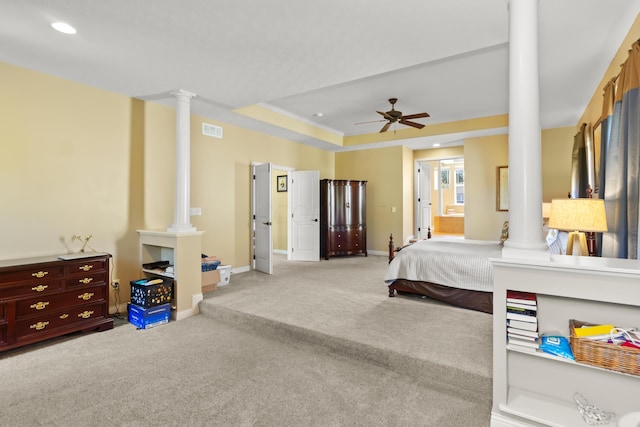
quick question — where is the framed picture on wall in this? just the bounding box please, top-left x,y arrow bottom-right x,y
277,175 -> 287,192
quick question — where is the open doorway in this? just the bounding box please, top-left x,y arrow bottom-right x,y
415,157 -> 465,238
251,163 -> 320,275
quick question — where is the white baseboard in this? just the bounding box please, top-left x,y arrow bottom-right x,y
491,412 -> 536,427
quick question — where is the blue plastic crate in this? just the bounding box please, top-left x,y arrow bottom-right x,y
128,303 -> 170,329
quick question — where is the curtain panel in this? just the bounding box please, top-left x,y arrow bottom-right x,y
601,40 -> 640,259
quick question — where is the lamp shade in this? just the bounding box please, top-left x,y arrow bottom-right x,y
548,198 -> 608,232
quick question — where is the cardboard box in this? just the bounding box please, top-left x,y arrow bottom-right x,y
202,269 -> 220,293
128,303 -> 170,329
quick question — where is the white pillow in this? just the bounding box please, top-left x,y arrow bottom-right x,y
546,229 -> 569,254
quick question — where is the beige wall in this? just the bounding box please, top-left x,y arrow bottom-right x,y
335,146 -> 406,252
0,62 -> 334,312
463,135 -> 509,240
541,127 -> 575,201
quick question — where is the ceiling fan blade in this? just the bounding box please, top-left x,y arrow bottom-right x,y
401,112 -> 430,120
380,122 -> 391,133
354,119 -> 386,125
399,119 -> 425,129
377,111 -> 393,121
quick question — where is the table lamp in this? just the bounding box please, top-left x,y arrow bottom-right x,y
548,198 -> 608,256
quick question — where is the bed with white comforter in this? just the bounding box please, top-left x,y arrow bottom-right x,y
384,237 -> 503,313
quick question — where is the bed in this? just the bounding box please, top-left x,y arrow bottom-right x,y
385,235 -> 501,314
385,228 -> 568,314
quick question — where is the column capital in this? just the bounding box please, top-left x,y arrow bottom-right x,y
171,89 -> 197,99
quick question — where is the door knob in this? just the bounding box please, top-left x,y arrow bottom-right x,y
312,219 -> 318,222
262,221 -> 272,226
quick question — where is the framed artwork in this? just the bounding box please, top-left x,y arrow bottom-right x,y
497,166 -> 509,211
277,175 -> 287,192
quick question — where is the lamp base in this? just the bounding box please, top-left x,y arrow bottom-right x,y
566,231 -> 588,256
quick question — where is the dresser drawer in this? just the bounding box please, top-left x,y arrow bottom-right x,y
64,258 -> 107,276
0,303 -> 5,321
16,286 -> 106,319
15,301 -> 107,339
64,270 -> 108,289
0,280 -> 64,300
0,324 -> 6,346
0,265 -> 64,284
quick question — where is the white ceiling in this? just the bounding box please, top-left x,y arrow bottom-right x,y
1,0 -> 638,151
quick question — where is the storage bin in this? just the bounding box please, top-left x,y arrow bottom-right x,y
217,265 -> 231,286
128,303 -> 170,329
130,277 -> 173,308
570,319 -> 640,376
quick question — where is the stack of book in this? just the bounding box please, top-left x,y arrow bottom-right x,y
506,290 -> 539,352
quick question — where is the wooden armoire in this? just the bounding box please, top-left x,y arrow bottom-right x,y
320,179 -> 367,259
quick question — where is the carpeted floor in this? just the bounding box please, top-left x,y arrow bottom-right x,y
0,254 -> 493,426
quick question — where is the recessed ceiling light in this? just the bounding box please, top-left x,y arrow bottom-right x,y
312,112 -> 323,118
51,22 -> 77,34
432,143 -> 441,147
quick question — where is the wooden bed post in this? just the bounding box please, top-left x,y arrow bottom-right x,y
388,234 -> 395,263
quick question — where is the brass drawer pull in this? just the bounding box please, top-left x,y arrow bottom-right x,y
79,264 -> 93,272
78,310 -> 94,319
32,271 -> 48,278
31,285 -> 49,292
78,292 -> 94,301
30,301 -> 50,310
78,278 -> 93,285
59,313 -> 69,319
30,321 -> 49,331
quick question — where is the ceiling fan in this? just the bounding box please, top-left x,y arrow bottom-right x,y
374,98 -> 430,133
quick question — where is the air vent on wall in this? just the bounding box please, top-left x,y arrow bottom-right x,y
202,122 -> 223,139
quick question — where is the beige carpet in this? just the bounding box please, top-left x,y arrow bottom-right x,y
0,254 -> 493,426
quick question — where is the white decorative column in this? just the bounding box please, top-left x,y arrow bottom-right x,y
168,89 -> 197,233
502,0 -> 549,259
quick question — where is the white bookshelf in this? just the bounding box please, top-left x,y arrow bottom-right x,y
138,230 -> 203,321
491,255 -> 640,426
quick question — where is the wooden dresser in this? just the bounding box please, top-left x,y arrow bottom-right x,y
0,253 -> 113,352
320,179 -> 367,259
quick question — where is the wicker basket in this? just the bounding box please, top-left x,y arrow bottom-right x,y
569,319 -> 640,376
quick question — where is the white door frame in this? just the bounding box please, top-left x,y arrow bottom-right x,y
414,156 -> 465,238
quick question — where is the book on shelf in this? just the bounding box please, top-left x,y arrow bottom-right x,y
506,311 -> 538,323
506,301 -> 538,311
507,306 -> 537,317
507,327 -> 539,339
508,336 -> 540,349
506,290 -> 537,306
508,332 -> 538,342
507,319 -> 538,332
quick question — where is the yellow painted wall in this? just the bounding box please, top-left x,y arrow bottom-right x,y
541,126 -> 575,200
464,135 -> 510,240
0,62 -> 144,310
335,146 -> 405,252
0,62 -> 334,314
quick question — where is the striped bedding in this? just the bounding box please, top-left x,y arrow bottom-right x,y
384,238 -> 502,293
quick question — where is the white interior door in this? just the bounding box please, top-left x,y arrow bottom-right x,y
417,161 -> 432,239
253,163 -> 272,274
289,170 -> 319,261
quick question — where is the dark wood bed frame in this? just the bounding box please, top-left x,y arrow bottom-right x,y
386,230 -> 493,314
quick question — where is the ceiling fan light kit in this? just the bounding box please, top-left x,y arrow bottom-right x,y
375,98 -> 430,133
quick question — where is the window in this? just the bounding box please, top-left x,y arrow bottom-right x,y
454,167 -> 464,204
